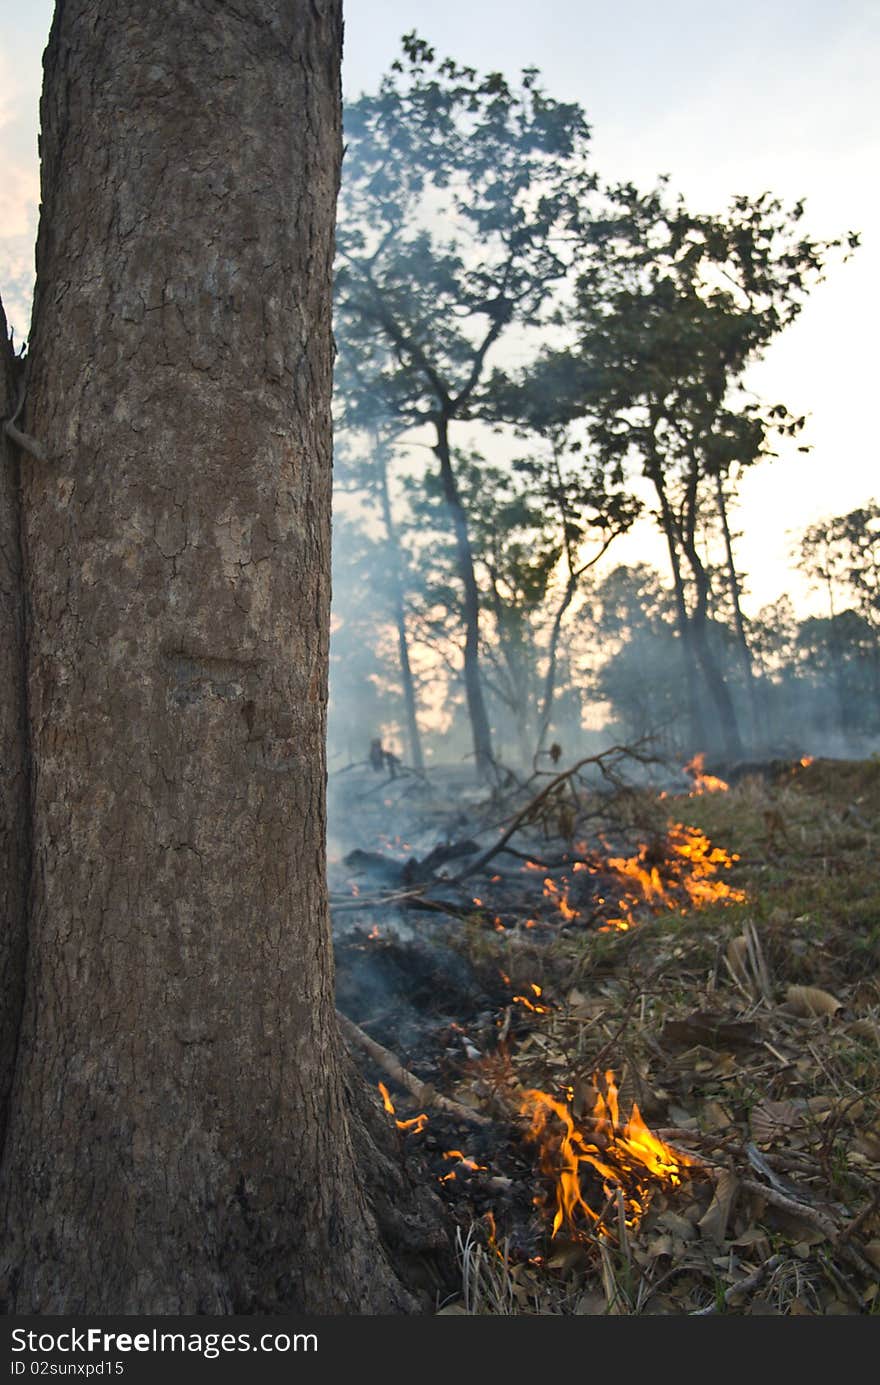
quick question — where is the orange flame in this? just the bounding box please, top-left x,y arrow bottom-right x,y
521,1073 -> 693,1239
442,1150 -> 487,1172
377,1082 -> 428,1135
543,876 -> 579,922
598,822 -> 744,931
395,1113 -> 429,1135
684,752 -> 729,795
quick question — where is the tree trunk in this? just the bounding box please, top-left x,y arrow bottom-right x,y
715,474 -> 761,751
375,441 -> 425,773
0,301 -> 30,1153
650,471 -> 709,750
0,0 -> 444,1314
434,417 -> 495,779
679,527 -> 745,761
536,573 -> 578,756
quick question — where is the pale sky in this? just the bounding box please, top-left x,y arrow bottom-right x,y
1,0 -> 877,613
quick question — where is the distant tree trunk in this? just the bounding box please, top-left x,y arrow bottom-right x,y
536,573 -> 577,756
649,466 -> 708,750
485,570 -> 533,768
435,416 -> 495,779
0,0 -> 444,1314
678,525 -> 745,761
715,474 -> 761,750
375,439 -> 425,773
822,577 -> 849,741
0,302 -> 30,1153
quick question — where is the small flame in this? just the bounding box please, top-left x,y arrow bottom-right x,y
395,1113 -> 428,1135
442,1149 -> 487,1172
521,1073 -> 693,1239
684,752 -> 729,795
543,876 -> 579,922
378,1082 -> 428,1135
799,755 -> 814,768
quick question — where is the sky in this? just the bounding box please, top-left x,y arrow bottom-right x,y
1,0 -> 877,613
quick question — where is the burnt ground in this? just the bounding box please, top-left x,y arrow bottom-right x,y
330,755 -> 880,1314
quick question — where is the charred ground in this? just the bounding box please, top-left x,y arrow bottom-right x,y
332,754 -> 880,1314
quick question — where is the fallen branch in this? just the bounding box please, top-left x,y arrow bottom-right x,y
741,1176 -> 876,1280
337,1010 -> 492,1128
449,741 -> 656,885
328,885 -> 426,912
690,1253 -> 785,1314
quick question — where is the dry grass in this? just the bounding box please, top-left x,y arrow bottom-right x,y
437,759 -> 880,1315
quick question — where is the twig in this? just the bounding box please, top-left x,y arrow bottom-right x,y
449,742 -> 655,885
336,1010 -> 491,1127
690,1253 -> 785,1314
328,886 -> 426,912
741,1176 -> 876,1279
837,1189 -> 880,1246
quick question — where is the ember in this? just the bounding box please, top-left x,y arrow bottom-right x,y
521,1072 -> 693,1239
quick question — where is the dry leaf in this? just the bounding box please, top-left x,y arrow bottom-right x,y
655,1210 -> 697,1242
750,1098 -> 804,1142
785,984 -> 842,1018
698,1170 -> 739,1246
700,1099 -> 734,1133
847,1018 -> 880,1042
576,1291 -> 609,1315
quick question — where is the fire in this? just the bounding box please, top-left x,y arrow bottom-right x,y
599,822 -> 744,931
512,981 -> 550,1014
799,755 -> 814,768
542,876 -> 579,921
377,1082 -> 428,1135
441,1149 -> 487,1175
521,1072 -> 693,1239
684,752 -> 729,795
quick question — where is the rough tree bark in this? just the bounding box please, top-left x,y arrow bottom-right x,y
0,0 -> 447,1314
0,303 -> 30,1155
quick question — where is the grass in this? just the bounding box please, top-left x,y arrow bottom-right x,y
436,758 -> 880,1314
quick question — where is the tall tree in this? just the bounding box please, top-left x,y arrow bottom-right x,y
335,34 -> 594,778
0,304 -> 29,1156
0,0 -> 440,1314
537,181 -> 855,757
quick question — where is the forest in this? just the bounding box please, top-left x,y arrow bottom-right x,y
322,36 -> 880,1317
0,0 -> 878,1329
